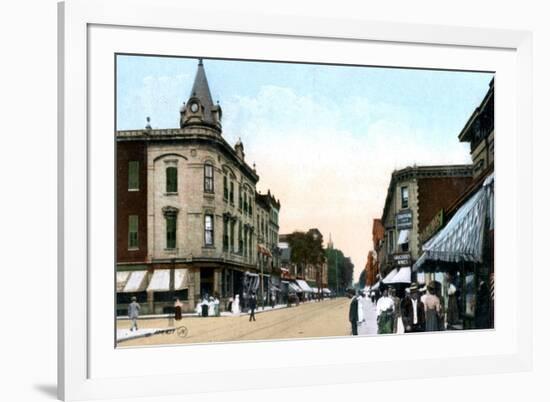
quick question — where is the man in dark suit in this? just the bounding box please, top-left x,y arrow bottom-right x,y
401,284 -> 426,333
249,292 -> 257,322
349,292 -> 359,335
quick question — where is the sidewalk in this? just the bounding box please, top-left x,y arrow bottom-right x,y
116,300 -> 328,320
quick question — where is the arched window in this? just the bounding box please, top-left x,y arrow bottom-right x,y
166,166 -> 178,193
204,163 -> 214,193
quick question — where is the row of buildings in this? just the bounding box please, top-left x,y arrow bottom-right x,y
364,78 -> 495,329
116,60 -> 329,315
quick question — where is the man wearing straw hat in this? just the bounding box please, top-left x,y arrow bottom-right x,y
401,283 -> 425,333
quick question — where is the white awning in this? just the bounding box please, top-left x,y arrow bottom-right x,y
322,288 -> 331,294
414,175 -> 493,271
382,269 -> 397,284
311,287 -> 319,293
370,281 -> 380,291
383,267 -> 412,284
296,279 -> 314,292
147,269 -> 189,292
121,270 -> 148,293
116,271 -> 131,292
289,282 -> 302,293
397,229 -> 410,245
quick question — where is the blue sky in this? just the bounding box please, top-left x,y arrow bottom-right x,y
117,55 -> 494,281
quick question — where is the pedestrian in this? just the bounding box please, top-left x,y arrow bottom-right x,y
376,288 -> 395,334
446,273 -> 459,329
208,296 -> 215,317
227,297 -> 233,313
389,287 -> 402,334
271,293 -> 276,309
357,291 -> 365,324
249,292 -> 257,321
475,280 -> 491,329
401,283 -> 426,333
231,294 -> 241,315
214,295 -> 220,317
174,297 -> 183,321
128,296 -> 140,331
424,281 -> 442,331
201,296 -> 209,317
348,292 -> 359,335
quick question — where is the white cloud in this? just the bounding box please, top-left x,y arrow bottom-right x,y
223,85 -> 472,281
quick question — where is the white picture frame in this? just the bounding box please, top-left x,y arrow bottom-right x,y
58,0 -> 533,400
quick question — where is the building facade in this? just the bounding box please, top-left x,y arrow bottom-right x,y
378,165 -> 474,279
116,60 -> 280,314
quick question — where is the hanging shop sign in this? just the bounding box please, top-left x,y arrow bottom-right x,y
396,209 -> 413,230
392,252 -> 412,266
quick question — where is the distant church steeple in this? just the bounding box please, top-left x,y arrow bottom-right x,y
327,233 -> 334,249
180,59 -> 222,132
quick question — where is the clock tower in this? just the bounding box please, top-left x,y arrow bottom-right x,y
180,59 -> 222,133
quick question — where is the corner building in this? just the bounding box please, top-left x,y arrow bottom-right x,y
116,60 -> 280,314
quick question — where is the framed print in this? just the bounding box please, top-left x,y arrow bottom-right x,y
58,0 -> 533,400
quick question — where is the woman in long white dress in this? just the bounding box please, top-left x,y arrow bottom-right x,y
231,294 -> 241,315
208,297 -> 215,316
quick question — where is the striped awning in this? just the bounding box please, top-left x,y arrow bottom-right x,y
288,282 -> 302,293
296,279 -> 314,292
414,174 -> 493,271
116,271 -> 131,292
120,270 -> 148,293
146,269 -> 189,292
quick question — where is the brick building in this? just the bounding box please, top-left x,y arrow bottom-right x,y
378,165 -> 474,279
116,59 -> 280,314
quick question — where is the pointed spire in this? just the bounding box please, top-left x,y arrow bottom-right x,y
188,58 -> 215,124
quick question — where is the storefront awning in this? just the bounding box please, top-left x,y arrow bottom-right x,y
296,279 -> 314,292
311,287 -> 319,293
289,282 -> 302,293
382,267 -> 411,284
146,269 -> 189,292
322,288 -> 331,294
397,229 -> 410,245
414,174 -> 493,271
370,281 -> 380,291
121,270 -> 148,293
116,271 -> 131,292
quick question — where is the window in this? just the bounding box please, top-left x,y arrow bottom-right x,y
239,187 -> 243,210
204,163 -> 214,193
238,221 -> 243,254
244,228 -> 248,258
401,186 -> 409,209
249,196 -> 253,215
204,215 -> 214,246
230,219 -> 235,252
223,217 -> 229,251
230,181 -> 234,205
166,167 -> 178,193
128,215 -> 139,249
243,192 -> 248,215
223,175 -> 228,201
389,231 -> 394,253
128,161 -> 139,190
166,215 -> 177,249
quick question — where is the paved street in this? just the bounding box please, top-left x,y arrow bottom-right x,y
119,297 -> 358,347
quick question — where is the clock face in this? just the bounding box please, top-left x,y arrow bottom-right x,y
190,102 -> 199,113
